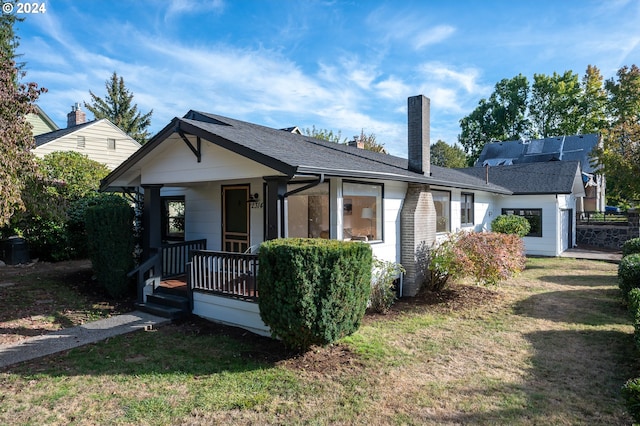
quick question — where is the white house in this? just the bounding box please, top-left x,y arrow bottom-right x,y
100,95 -> 584,335
33,104 -> 141,170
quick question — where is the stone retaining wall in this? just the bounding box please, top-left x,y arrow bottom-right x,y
577,213 -> 639,250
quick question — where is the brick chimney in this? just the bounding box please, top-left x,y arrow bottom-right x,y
67,103 -> 86,127
407,95 -> 430,176
347,137 -> 364,149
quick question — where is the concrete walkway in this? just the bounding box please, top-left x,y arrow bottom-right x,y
559,247 -> 622,263
0,311 -> 169,369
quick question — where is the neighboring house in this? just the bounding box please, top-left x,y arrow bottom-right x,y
475,134 -> 605,212
33,104 -> 141,170
100,95 -> 586,335
27,105 -> 59,136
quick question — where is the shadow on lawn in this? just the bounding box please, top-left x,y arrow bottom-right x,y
513,288 -> 629,325
537,273 -> 619,287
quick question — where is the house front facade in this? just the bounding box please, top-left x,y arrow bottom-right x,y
101,95 -> 584,335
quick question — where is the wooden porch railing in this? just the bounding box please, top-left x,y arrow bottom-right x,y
161,239 -> 207,278
188,250 -> 259,301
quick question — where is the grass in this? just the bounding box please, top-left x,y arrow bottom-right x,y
0,257 -> 638,424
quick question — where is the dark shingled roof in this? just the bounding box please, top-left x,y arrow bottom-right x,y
102,110 -> 514,194
475,133 -> 600,174
457,161 -> 581,194
34,120 -> 98,147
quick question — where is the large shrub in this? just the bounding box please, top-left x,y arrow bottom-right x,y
491,214 -> 531,237
85,195 -> 134,298
619,253 -> 640,300
628,288 -> 640,350
258,238 -> 372,350
623,238 -> 640,257
426,232 -> 526,289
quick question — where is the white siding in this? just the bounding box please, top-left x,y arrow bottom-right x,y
33,119 -> 140,170
192,293 -> 270,336
140,135 -> 279,185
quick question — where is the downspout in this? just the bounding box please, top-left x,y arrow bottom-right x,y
279,173 -> 326,238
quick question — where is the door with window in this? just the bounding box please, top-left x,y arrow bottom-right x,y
222,185 -> 250,253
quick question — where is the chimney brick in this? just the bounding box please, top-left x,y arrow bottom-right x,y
407,95 -> 430,176
67,103 -> 86,128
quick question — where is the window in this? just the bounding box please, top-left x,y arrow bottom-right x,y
502,208 -> 542,237
343,182 -> 383,241
107,138 -> 116,150
77,135 -> 85,148
287,182 -> 329,239
162,197 -> 185,241
432,190 -> 450,233
461,193 -> 474,226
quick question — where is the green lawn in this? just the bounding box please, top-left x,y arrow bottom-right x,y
0,257 -> 637,425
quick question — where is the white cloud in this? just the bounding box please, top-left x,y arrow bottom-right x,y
165,0 -> 224,17
414,25 -> 456,50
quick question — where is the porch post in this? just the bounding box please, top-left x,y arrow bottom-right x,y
264,176 -> 289,240
142,184 -> 163,259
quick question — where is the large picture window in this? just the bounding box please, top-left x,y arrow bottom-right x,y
502,208 -> 542,237
343,182 -> 383,241
432,190 -> 450,233
461,193 -> 474,226
287,182 -> 330,239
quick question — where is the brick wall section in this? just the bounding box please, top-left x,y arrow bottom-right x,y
401,183 -> 436,296
407,95 -> 430,176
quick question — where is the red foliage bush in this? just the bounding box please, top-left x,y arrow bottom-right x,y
450,232 -> 526,285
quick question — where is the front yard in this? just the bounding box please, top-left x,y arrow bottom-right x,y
0,257 -> 637,424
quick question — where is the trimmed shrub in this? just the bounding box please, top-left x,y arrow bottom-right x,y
623,238 -> 640,257
67,193 -> 115,260
85,195 -> 135,298
258,238 -> 372,350
629,288 -> 640,350
491,214 -> 531,238
622,377 -> 640,424
619,253 -> 640,300
369,258 -> 404,314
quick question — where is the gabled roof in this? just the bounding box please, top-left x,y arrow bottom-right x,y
34,119 -> 100,147
101,111 -> 512,194
457,161 -> 584,195
475,133 -> 600,174
27,105 -> 59,135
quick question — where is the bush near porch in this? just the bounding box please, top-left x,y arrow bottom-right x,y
258,238 -> 372,350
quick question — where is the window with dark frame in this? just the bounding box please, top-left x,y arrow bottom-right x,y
501,208 -> 542,237
107,138 -> 116,150
77,135 -> 85,148
461,193 -> 474,226
162,196 -> 185,241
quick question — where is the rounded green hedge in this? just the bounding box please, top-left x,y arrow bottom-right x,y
623,238 -> 640,257
619,253 -> 640,300
491,214 -> 531,237
258,238 -> 372,350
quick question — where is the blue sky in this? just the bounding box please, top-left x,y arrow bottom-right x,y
14,0 -> 640,157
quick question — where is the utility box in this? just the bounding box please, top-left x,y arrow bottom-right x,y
0,238 -> 30,265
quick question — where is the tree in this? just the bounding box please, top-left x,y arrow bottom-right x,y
351,129 -> 387,153
593,65 -> 640,205
529,71 -> 581,137
430,140 -> 467,168
38,151 -> 110,200
458,74 -> 530,163
303,125 -> 345,144
578,65 -> 608,134
0,7 -> 46,229
85,72 -> 153,144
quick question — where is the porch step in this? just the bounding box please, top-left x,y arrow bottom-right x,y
135,302 -> 186,320
136,292 -> 190,320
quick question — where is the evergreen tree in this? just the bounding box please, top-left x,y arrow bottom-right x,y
578,65 -> 608,134
85,72 -> 153,144
430,140 -> 468,168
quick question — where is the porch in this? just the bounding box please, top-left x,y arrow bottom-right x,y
131,240 -> 262,322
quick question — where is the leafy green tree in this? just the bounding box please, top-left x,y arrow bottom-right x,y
594,65 -> 640,204
303,125 -> 345,144
430,140 -> 467,168
0,7 -> 46,229
529,71 -> 581,137
578,65 -> 608,133
85,72 -> 153,144
38,151 -> 110,200
459,74 -> 530,163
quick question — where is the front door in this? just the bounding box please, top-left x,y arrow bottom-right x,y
222,185 -> 250,253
